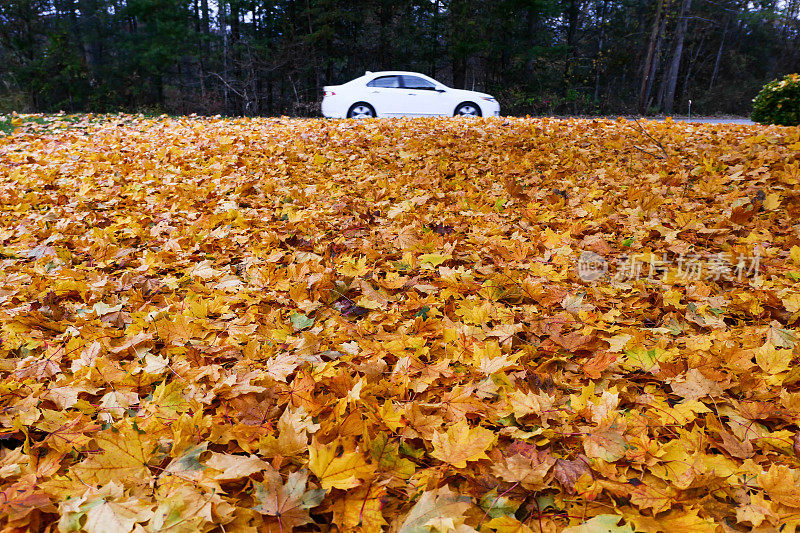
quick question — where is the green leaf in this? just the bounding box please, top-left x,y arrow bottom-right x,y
479,489 -> 520,519
290,312 -> 314,330
370,433 -> 416,479
301,488 -> 326,509
419,254 -> 450,267
399,441 -> 425,459
497,414 -> 516,427
666,317 -> 683,335
393,260 -> 412,271
563,514 -> 634,533
165,443 -> 207,477
536,493 -> 557,511
623,347 -> 659,373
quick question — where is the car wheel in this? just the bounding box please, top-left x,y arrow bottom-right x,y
454,102 -> 481,117
347,103 -> 376,119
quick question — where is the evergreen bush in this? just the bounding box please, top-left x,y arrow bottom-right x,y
751,74 -> 800,126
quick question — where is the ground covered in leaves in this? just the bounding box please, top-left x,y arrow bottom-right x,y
1,114 -> 800,532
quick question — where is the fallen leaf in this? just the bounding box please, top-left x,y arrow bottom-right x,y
253,467 -> 325,530
430,419 -> 496,468
308,439 -> 374,490
398,485 -> 472,533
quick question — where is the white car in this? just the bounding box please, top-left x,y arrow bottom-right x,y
321,71 -> 500,118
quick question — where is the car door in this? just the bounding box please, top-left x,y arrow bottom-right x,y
400,75 -> 447,116
364,75 -> 404,116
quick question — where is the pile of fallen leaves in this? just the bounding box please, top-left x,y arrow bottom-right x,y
1,114 -> 799,532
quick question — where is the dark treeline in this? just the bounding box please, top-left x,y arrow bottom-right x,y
1,0 -> 798,116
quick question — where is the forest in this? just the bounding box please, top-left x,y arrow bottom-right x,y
1,0 -> 799,117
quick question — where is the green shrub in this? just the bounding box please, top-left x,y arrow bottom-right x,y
751,73 -> 800,126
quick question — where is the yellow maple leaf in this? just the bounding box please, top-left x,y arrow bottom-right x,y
754,343 -> 792,374
328,484 -> 387,532
629,482 -> 674,514
84,497 -> 153,533
791,245 -> 800,265
736,493 -> 771,526
72,423 -> 152,486
510,389 -> 555,419
606,333 -> 633,352
377,399 -> 403,432
205,452 -> 270,481
782,293 -> 800,313
622,507 -> 715,533
397,485 -> 472,532
419,253 -> 451,267
339,255 -> 369,277
485,516 -> 536,533
259,405 -> 318,458
308,439 -> 374,490
760,192 -> 781,211
430,419 -> 496,468
759,464 -> 800,508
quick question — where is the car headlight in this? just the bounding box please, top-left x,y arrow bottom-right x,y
481,96 -> 497,103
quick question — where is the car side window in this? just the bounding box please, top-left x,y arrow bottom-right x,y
366,76 -> 401,88
402,76 -> 437,90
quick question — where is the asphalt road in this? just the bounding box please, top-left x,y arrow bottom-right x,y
660,117 -> 754,125
560,115 -> 757,125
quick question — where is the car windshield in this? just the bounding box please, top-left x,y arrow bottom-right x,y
402,75 -> 437,90
366,76 -> 401,88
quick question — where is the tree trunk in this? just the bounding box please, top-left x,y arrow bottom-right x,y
231,0 -> 241,114
563,0 -> 580,95
430,0 -> 439,77
661,0 -> 692,113
449,0 -> 468,89
708,17 -> 727,90
378,0 -> 389,69
594,0 -> 607,103
77,0 -> 102,80
305,0 -> 320,99
219,0 -> 229,113
682,36 -> 703,101
200,0 -> 210,101
566,0 -> 579,49
193,0 -> 206,100
452,56 -> 467,90
62,0 -> 86,68
644,0 -> 669,110
201,0 -> 210,34
638,0 -> 665,112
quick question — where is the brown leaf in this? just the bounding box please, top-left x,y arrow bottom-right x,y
491,448 -> 555,489
717,430 -> 754,459
794,430 -> 800,458
553,455 -> 591,493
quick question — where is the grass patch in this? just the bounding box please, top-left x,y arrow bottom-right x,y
0,117 -> 14,135
0,113 -> 110,135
